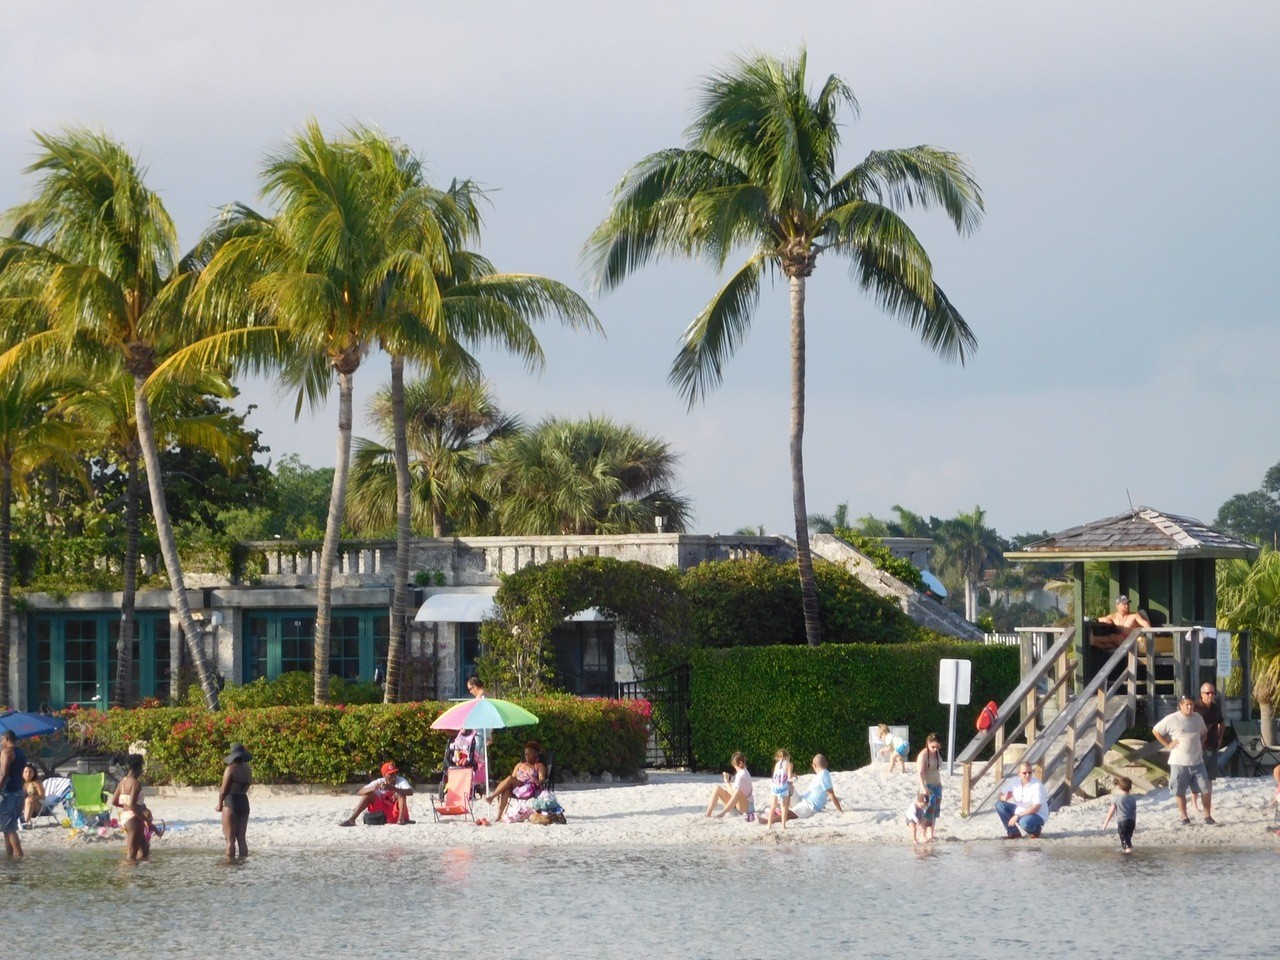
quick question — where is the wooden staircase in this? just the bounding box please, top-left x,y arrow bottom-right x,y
959,628 -> 1141,816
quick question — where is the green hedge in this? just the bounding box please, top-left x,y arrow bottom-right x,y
689,641 -> 1019,773
68,696 -> 649,785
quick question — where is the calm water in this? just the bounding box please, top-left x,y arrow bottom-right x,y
3,843 -> 1270,959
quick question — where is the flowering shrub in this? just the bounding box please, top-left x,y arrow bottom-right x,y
71,696 -> 650,785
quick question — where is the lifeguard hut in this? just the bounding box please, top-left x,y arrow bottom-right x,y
958,507 -> 1259,816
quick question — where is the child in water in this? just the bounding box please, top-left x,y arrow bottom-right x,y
766,749 -> 794,829
904,792 -> 929,843
1101,776 -> 1137,854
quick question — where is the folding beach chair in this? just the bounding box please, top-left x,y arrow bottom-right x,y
431,767 -> 474,822
68,772 -> 111,827
32,775 -> 72,827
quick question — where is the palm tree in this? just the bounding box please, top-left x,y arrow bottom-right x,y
485,415 -> 693,535
586,49 -> 982,645
808,502 -> 849,534
937,505 -> 1004,622
0,366 -> 80,706
0,130 -> 266,709
200,123 -> 598,703
58,368 -> 248,707
348,375 -> 520,537
1219,551 -> 1280,745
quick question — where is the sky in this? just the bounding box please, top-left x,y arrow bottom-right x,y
3,1 -> 1278,539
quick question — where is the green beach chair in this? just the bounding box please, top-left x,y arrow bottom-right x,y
69,772 -> 111,826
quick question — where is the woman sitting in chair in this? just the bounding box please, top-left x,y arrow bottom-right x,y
486,741 -> 547,821
20,764 -> 43,826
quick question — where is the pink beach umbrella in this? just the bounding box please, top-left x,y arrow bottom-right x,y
431,698 -> 538,793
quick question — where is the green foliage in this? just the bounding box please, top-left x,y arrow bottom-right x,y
413,569 -> 446,587
678,555 -> 918,655
689,641 -> 1019,772
832,530 -> 926,591
72,696 -> 648,784
480,557 -> 689,695
183,671 -> 383,709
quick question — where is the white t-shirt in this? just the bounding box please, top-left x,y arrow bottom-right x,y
365,775 -> 412,796
731,768 -> 753,799
1002,776 -> 1050,824
1153,710 -> 1207,767
904,801 -> 923,823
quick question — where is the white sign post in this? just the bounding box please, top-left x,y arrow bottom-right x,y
938,658 -> 972,776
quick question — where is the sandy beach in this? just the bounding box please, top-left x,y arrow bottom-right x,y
18,763 -> 1279,853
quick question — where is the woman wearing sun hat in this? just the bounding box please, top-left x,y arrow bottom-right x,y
217,743 -> 253,860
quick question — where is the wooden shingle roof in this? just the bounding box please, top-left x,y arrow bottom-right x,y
1005,507 -> 1260,562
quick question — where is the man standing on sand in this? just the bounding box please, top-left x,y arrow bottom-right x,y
1193,682 -> 1225,780
1153,695 -> 1214,826
0,731 -> 27,858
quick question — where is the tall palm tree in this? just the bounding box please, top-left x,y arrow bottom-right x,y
586,49 -> 982,645
348,375 -> 520,537
1219,551 -> 1280,745
0,366 -> 80,706
808,501 -> 849,534
58,368 -> 248,707
485,415 -> 693,535
200,123 -> 598,703
937,505 -> 1003,622
0,130 -> 267,709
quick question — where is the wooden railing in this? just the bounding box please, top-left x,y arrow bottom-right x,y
1021,635 -> 1140,809
958,627 -> 1076,817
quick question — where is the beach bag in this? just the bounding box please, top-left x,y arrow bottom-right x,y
976,700 -> 999,732
513,780 -> 538,800
363,811 -> 387,826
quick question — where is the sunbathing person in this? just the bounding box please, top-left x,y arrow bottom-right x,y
339,761 -> 414,826
486,741 -> 546,821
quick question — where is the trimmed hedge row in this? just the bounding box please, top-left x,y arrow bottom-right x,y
689,641 -> 1019,773
68,696 -> 649,786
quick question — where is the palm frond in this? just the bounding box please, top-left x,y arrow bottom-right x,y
669,254 -> 767,406
832,147 -> 984,235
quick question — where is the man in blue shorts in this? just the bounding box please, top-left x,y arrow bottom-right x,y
0,731 -> 27,858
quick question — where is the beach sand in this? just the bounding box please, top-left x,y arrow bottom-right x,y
18,764 -> 1279,852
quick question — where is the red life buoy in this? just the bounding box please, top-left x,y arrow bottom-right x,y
976,700 -> 999,731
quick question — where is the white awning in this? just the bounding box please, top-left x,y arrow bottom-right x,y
414,593 -> 497,623
414,595 -> 609,623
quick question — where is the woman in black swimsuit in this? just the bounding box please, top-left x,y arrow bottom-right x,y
217,743 -> 252,861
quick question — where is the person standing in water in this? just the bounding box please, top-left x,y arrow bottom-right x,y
217,743 -> 252,860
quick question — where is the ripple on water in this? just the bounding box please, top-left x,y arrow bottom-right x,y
5,844 -> 1273,959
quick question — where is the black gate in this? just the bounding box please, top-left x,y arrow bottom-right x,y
615,664 -> 694,770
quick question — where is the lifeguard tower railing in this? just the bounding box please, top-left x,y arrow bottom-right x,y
958,624 -> 1220,816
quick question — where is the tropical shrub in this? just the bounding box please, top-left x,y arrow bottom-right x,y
678,555 -> 918,654
183,671 -> 384,708
689,641 -> 1019,772
71,696 -> 648,784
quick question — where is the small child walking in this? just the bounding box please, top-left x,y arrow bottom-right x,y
1101,776 -> 1137,854
877,723 -> 907,774
766,749 -> 794,830
904,792 -> 929,843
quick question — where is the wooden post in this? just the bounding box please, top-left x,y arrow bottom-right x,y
1127,648 -> 1138,726
961,762 -> 971,817
1063,724 -> 1077,796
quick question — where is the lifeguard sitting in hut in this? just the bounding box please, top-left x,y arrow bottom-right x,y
1090,595 -> 1150,650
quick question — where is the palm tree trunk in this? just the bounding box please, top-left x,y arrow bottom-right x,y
112,451 -> 140,708
133,377 -> 219,710
384,355 -> 411,704
966,578 -> 978,623
0,460 -> 12,707
789,275 -> 822,646
314,369 -> 355,705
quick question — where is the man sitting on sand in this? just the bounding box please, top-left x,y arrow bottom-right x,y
339,761 -> 414,826
995,762 -> 1049,839
758,754 -> 842,824
1091,595 -> 1150,649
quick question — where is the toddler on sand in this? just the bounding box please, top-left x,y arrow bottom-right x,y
766,749 -> 794,829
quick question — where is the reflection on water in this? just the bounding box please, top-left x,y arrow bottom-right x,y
6,844 -> 1273,959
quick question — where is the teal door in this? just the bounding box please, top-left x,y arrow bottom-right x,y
28,612 -> 171,709
242,608 -> 389,683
